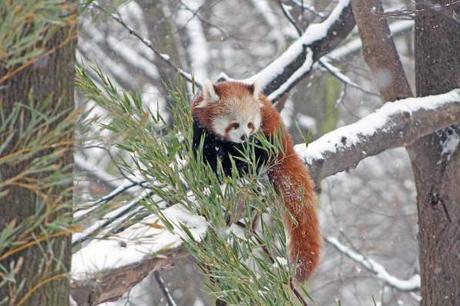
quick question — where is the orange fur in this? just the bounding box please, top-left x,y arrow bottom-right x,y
192,82 -> 258,129
192,82 -> 321,281
259,97 -> 321,281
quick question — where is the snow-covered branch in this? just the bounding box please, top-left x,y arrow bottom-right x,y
70,246 -> 188,305
296,89 -> 460,182
277,0 -> 376,97
71,203 -> 207,304
219,0 -> 355,101
325,237 -> 420,291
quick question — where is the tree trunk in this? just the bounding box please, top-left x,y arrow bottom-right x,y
352,0 -> 459,303
411,1 -> 460,304
0,7 -> 77,305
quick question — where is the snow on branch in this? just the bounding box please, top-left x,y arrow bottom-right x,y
296,89 -> 460,182
219,0 -> 355,101
71,204 -> 207,304
71,246 -> 188,305
325,237 -> 420,291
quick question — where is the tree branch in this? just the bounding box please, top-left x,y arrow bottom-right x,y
72,190 -> 153,248
154,270 -> 178,306
218,0 -> 355,101
297,89 -> 460,183
278,0 -> 377,97
325,237 -> 420,291
70,246 -> 187,305
351,0 -> 413,100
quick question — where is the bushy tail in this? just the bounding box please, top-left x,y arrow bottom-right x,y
284,192 -> 321,282
270,155 -> 321,282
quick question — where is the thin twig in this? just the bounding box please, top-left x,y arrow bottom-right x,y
154,271 -> 177,306
291,0 -> 326,18
278,0 -> 377,97
325,237 -> 420,291
73,180 -> 145,222
72,190 -> 153,247
318,59 -> 380,97
91,3 -> 197,86
278,0 -> 303,36
178,0 -> 228,38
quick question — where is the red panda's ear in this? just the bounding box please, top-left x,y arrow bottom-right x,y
196,79 -> 219,108
251,79 -> 263,99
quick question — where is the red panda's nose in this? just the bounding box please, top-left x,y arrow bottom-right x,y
240,135 -> 247,141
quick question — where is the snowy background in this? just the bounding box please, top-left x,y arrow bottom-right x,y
74,0 -> 423,305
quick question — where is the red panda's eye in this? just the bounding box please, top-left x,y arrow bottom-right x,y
248,122 -> 254,130
231,122 -> 240,129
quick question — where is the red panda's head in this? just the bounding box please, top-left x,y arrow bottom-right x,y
192,80 -> 263,143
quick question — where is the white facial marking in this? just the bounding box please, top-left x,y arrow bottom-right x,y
212,116 -> 231,139
212,111 -> 261,143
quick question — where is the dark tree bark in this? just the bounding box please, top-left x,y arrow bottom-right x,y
412,0 -> 460,304
351,0 -> 413,101
352,0 -> 460,303
0,4 -> 77,305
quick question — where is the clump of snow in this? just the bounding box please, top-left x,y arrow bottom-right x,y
72,204 -> 208,280
160,53 -> 170,60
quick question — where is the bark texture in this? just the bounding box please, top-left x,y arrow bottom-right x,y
412,0 -> 460,304
351,0 -> 413,101
352,0 -> 460,303
0,8 -> 77,306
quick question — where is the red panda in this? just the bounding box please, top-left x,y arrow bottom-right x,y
191,80 -> 321,282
